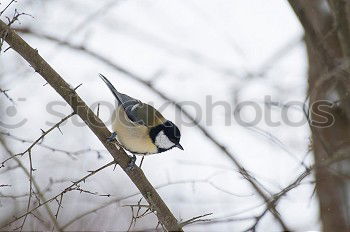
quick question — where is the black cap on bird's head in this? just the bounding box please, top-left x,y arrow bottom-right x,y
164,121 -> 183,149
150,120 -> 183,151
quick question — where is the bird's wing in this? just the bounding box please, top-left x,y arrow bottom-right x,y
129,103 -> 166,127
100,74 -> 165,126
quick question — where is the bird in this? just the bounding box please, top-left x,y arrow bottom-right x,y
100,74 -> 183,169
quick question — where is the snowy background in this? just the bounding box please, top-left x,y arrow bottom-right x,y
0,0 -> 317,231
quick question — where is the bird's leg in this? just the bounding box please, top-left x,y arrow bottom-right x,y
107,132 -> 117,142
126,154 -> 137,171
139,157 -> 145,168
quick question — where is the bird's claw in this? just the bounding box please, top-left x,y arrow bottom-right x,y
107,132 -> 117,142
126,154 -> 137,171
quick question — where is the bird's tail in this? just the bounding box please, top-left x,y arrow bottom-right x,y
99,73 -> 123,105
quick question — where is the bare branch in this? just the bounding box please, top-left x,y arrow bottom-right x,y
0,19 -> 183,231
0,0 -> 18,16
20,150 -> 34,231
0,138 -> 61,231
178,213 -> 213,227
0,87 -> 14,103
0,160 -> 116,230
15,29 -> 290,230
0,112 -> 75,167
1,131 -> 105,160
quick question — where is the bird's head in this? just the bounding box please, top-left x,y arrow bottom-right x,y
150,121 -> 183,152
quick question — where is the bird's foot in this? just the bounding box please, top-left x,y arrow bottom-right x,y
126,154 -> 137,171
107,132 -> 117,142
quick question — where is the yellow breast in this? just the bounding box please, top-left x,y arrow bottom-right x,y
112,106 -> 158,155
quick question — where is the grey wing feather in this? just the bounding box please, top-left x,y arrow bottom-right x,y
99,74 -> 144,124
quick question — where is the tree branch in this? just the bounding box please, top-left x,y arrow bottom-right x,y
14,28 -> 289,230
0,138 -> 61,231
0,19 -> 182,231
0,112 -> 75,167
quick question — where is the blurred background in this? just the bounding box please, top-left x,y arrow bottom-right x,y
2,0 -> 344,231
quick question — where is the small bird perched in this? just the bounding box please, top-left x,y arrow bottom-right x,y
100,74 -> 183,169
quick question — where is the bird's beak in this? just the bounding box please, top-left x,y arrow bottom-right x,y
176,143 -> 184,150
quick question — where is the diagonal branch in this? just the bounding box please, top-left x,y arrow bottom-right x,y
14,28 -> 290,230
0,112 -> 75,167
0,20 -> 182,231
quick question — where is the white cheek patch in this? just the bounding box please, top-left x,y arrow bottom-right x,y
155,131 -> 175,149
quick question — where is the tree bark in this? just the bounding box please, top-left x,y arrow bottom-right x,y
289,1 -> 350,231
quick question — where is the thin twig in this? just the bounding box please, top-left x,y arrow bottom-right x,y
0,87 -> 14,103
0,160 -> 116,230
20,150 -> 34,231
0,112 -> 75,167
0,138 -> 62,231
179,213 -> 213,227
0,0 -> 17,16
